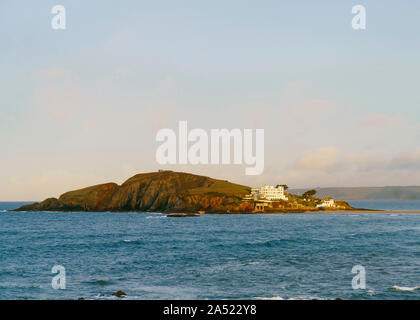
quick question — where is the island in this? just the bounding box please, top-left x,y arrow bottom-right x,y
12,170 -> 362,214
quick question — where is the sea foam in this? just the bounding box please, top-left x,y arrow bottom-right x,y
392,285 -> 420,291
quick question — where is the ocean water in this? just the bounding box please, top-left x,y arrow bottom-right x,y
0,201 -> 419,300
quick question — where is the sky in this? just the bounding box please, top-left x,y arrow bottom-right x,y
1,0 -> 420,200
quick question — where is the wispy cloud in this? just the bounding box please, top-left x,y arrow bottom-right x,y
287,146 -> 420,187
360,112 -> 406,128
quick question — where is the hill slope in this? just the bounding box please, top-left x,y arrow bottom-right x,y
289,186 -> 420,200
14,171 -> 251,213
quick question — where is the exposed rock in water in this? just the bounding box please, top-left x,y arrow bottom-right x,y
13,171 -> 251,213
112,290 -> 127,298
167,213 -> 199,217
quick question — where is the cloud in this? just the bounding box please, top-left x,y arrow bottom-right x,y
294,146 -> 341,170
360,112 -> 406,128
286,146 -> 420,187
31,67 -> 87,123
286,99 -> 337,119
281,81 -> 338,121
389,150 -> 420,170
294,146 -> 389,172
142,104 -> 174,131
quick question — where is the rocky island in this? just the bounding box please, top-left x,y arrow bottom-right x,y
12,170 -> 354,213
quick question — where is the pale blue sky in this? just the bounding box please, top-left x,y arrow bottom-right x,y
1,1 -> 420,200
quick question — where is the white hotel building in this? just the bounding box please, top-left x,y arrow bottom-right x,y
246,185 -> 288,201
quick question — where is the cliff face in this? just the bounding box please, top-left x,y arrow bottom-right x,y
14,171 -> 251,213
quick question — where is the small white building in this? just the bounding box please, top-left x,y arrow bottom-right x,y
316,198 -> 336,208
246,185 -> 288,201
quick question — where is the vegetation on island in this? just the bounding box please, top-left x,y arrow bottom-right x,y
247,191 -> 352,213
302,189 -> 317,199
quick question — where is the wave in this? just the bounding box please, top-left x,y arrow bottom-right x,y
392,285 -> 420,291
245,238 -> 325,248
86,279 -> 112,286
211,238 -> 322,250
255,296 -> 283,300
122,239 -> 143,245
244,239 -> 294,248
94,294 -> 124,300
255,296 -> 324,300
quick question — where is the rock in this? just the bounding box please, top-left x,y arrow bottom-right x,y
167,213 -> 199,217
13,171 -> 250,213
112,290 -> 127,298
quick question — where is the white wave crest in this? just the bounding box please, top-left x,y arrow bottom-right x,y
392,285 -> 420,291
255,296 -> 283,300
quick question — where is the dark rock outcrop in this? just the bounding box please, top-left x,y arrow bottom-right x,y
112,290 -> 127,298
13,171 -> 251,213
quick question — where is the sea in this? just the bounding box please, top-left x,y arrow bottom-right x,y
0,200 -> 419,300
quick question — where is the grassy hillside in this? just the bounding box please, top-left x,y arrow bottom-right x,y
188,179 -> 250,196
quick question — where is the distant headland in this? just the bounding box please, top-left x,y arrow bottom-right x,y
290,186 -> 420,201
12,170 -> 360,214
